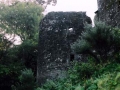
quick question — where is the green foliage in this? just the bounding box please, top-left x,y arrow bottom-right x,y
84,79 -> 98,90
94,63 -> 120,77
0,60 -> 24,90
35,87 -> 45,90
13,69 -> 36,90
0,34 -> 24,90
95,72 -> 120,90
37,60 -> 120,90
72,22 -> 120,63
37,60 -> 98,90
68,61 -> 98,84
0,1 -> 42,89
39,79 -> 75,90
17,39 -> 38,74
42,80 -> 58,90
0,1 -> 120,89
0,1 -> 43,40
0,35 -> 38,90
0,36 -> 13,64
75,85 -> 84,90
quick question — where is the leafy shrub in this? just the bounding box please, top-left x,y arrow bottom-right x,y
0,1 -> 42,89
94,63 -> 120,77
75,85 -> 84,90
39,79 -> 76,90
95,72 -> 120,90
13,69 -> 36,90
0,33 -> 38,90
84,79 -> 98,90
37,62 -> 120,90
68,61 -> 98,84
0,48 -> 24,90
35,87 -> 45,90
38,61 -> 98,90
72,22 -> 120,63
82,63 -> 120,90
17,39 -> 38,75
42,80 -> 57,90
0,1 -> 43,41
0,64 -> 23,90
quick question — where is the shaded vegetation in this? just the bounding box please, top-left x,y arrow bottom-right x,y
72,22 -> 120,63
0,1 -> 120,90
38,22 -> 120,90
0,1 -> 43,90
0,1 -> 43,41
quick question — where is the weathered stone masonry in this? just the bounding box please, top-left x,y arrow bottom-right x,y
97,0 -> 120,27
37,12 -> 92,84
37,0 -> 120,85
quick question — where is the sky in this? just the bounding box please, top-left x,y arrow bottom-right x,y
45,0 -> 98,23
0,0 -> 98,22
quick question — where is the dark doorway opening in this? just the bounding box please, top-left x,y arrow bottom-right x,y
70,54 -> 74,62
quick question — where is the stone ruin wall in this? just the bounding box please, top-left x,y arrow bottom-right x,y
97,0 -> 120,27
37,12 -> 92,85
37,0 -> 120,85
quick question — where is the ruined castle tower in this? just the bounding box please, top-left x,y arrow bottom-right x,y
37,12 -> 92,84
97,0 -> 120,27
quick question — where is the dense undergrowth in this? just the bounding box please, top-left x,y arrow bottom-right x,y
34,22 -> 120,90
0,1 -> 120,89
36,22 -> 120,90
35,61 -> 120,90
1,21 -> 120,90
